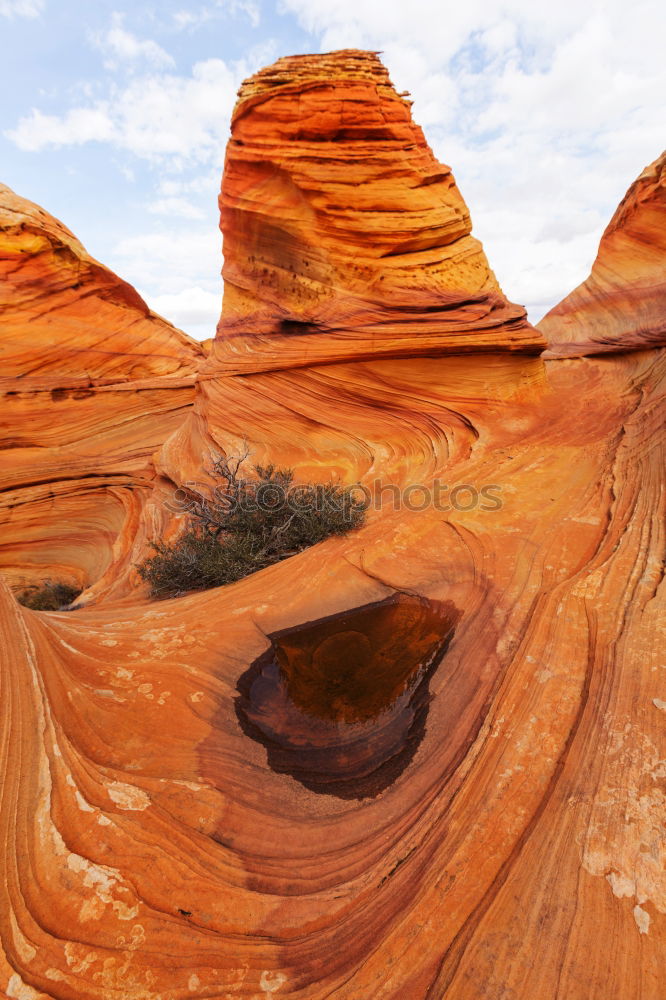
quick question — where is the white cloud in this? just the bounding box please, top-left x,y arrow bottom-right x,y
92,13 -> 175,70
9,106 -> 115,149
6,37 -> 278,167
148,196 -> 206,219
114,60 -> 237,162
108,228 -> 222,340
156,170 -> 221,198
118,162 -> 135,182
6,58 -> 240,165
173,0 -> 260,31
3,28 -> 267,344
0,0 -> 44,16
109,228 -> 222,297
148,286 -> 221,340
172,8 -> 201,29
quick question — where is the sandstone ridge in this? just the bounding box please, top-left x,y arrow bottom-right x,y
0,185 -> 203,597
539,151 -> 666,357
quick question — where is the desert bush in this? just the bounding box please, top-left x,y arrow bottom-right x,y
17,581 -> 81,611
137,457 -> 366,599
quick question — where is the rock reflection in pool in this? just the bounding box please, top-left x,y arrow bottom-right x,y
235,593 -> 461,798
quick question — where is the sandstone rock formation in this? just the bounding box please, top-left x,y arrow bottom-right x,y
214,49 -> 545,374
539,151 -> 666,357
0,185 -> 203,596
0,51 -> 664,1000
0,184 -> 201,383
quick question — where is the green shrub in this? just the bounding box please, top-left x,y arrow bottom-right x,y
137,458 -> 366,599
17,581 -> 81,611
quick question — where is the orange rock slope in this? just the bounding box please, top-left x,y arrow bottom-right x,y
0,183 -> 201,384
539,151 -> 666,357
0,185 -> 204,597
0,51 -> 665,1000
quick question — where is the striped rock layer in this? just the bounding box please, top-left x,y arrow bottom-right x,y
0,52 -> 664,1000
212,49 -> 544,374
539,151 -> 666,357
0,185 -> 203,597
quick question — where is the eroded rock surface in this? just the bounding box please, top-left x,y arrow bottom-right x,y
213,49 -> 544,373
0,184 -> 201,383
0,51 -> 664,1000
539,151 -> 666,357
0,185 -> 203,597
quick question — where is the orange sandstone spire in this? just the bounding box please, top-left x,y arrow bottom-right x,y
213,49 -> 545,373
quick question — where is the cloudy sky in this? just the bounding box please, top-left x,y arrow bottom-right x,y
2,0 -> 663,339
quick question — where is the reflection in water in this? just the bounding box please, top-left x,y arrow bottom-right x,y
236,593 -> 461,799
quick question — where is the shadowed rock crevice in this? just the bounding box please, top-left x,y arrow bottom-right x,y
235,593 -> 461,798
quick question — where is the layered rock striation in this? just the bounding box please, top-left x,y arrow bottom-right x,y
539,151 -> 666,357
0,50 -> 664,1000
213,49 -> 544,374
0,186 -> 203,596
0,184 -> 202,385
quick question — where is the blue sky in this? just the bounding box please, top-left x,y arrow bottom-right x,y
2,0 -> 663,339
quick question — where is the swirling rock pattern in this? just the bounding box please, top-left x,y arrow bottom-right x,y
213,49 -> 545,374
539,151 -> 666,357
0,184 -> 201,383
0,51 -> 664,1000
0,185 -> 203,597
